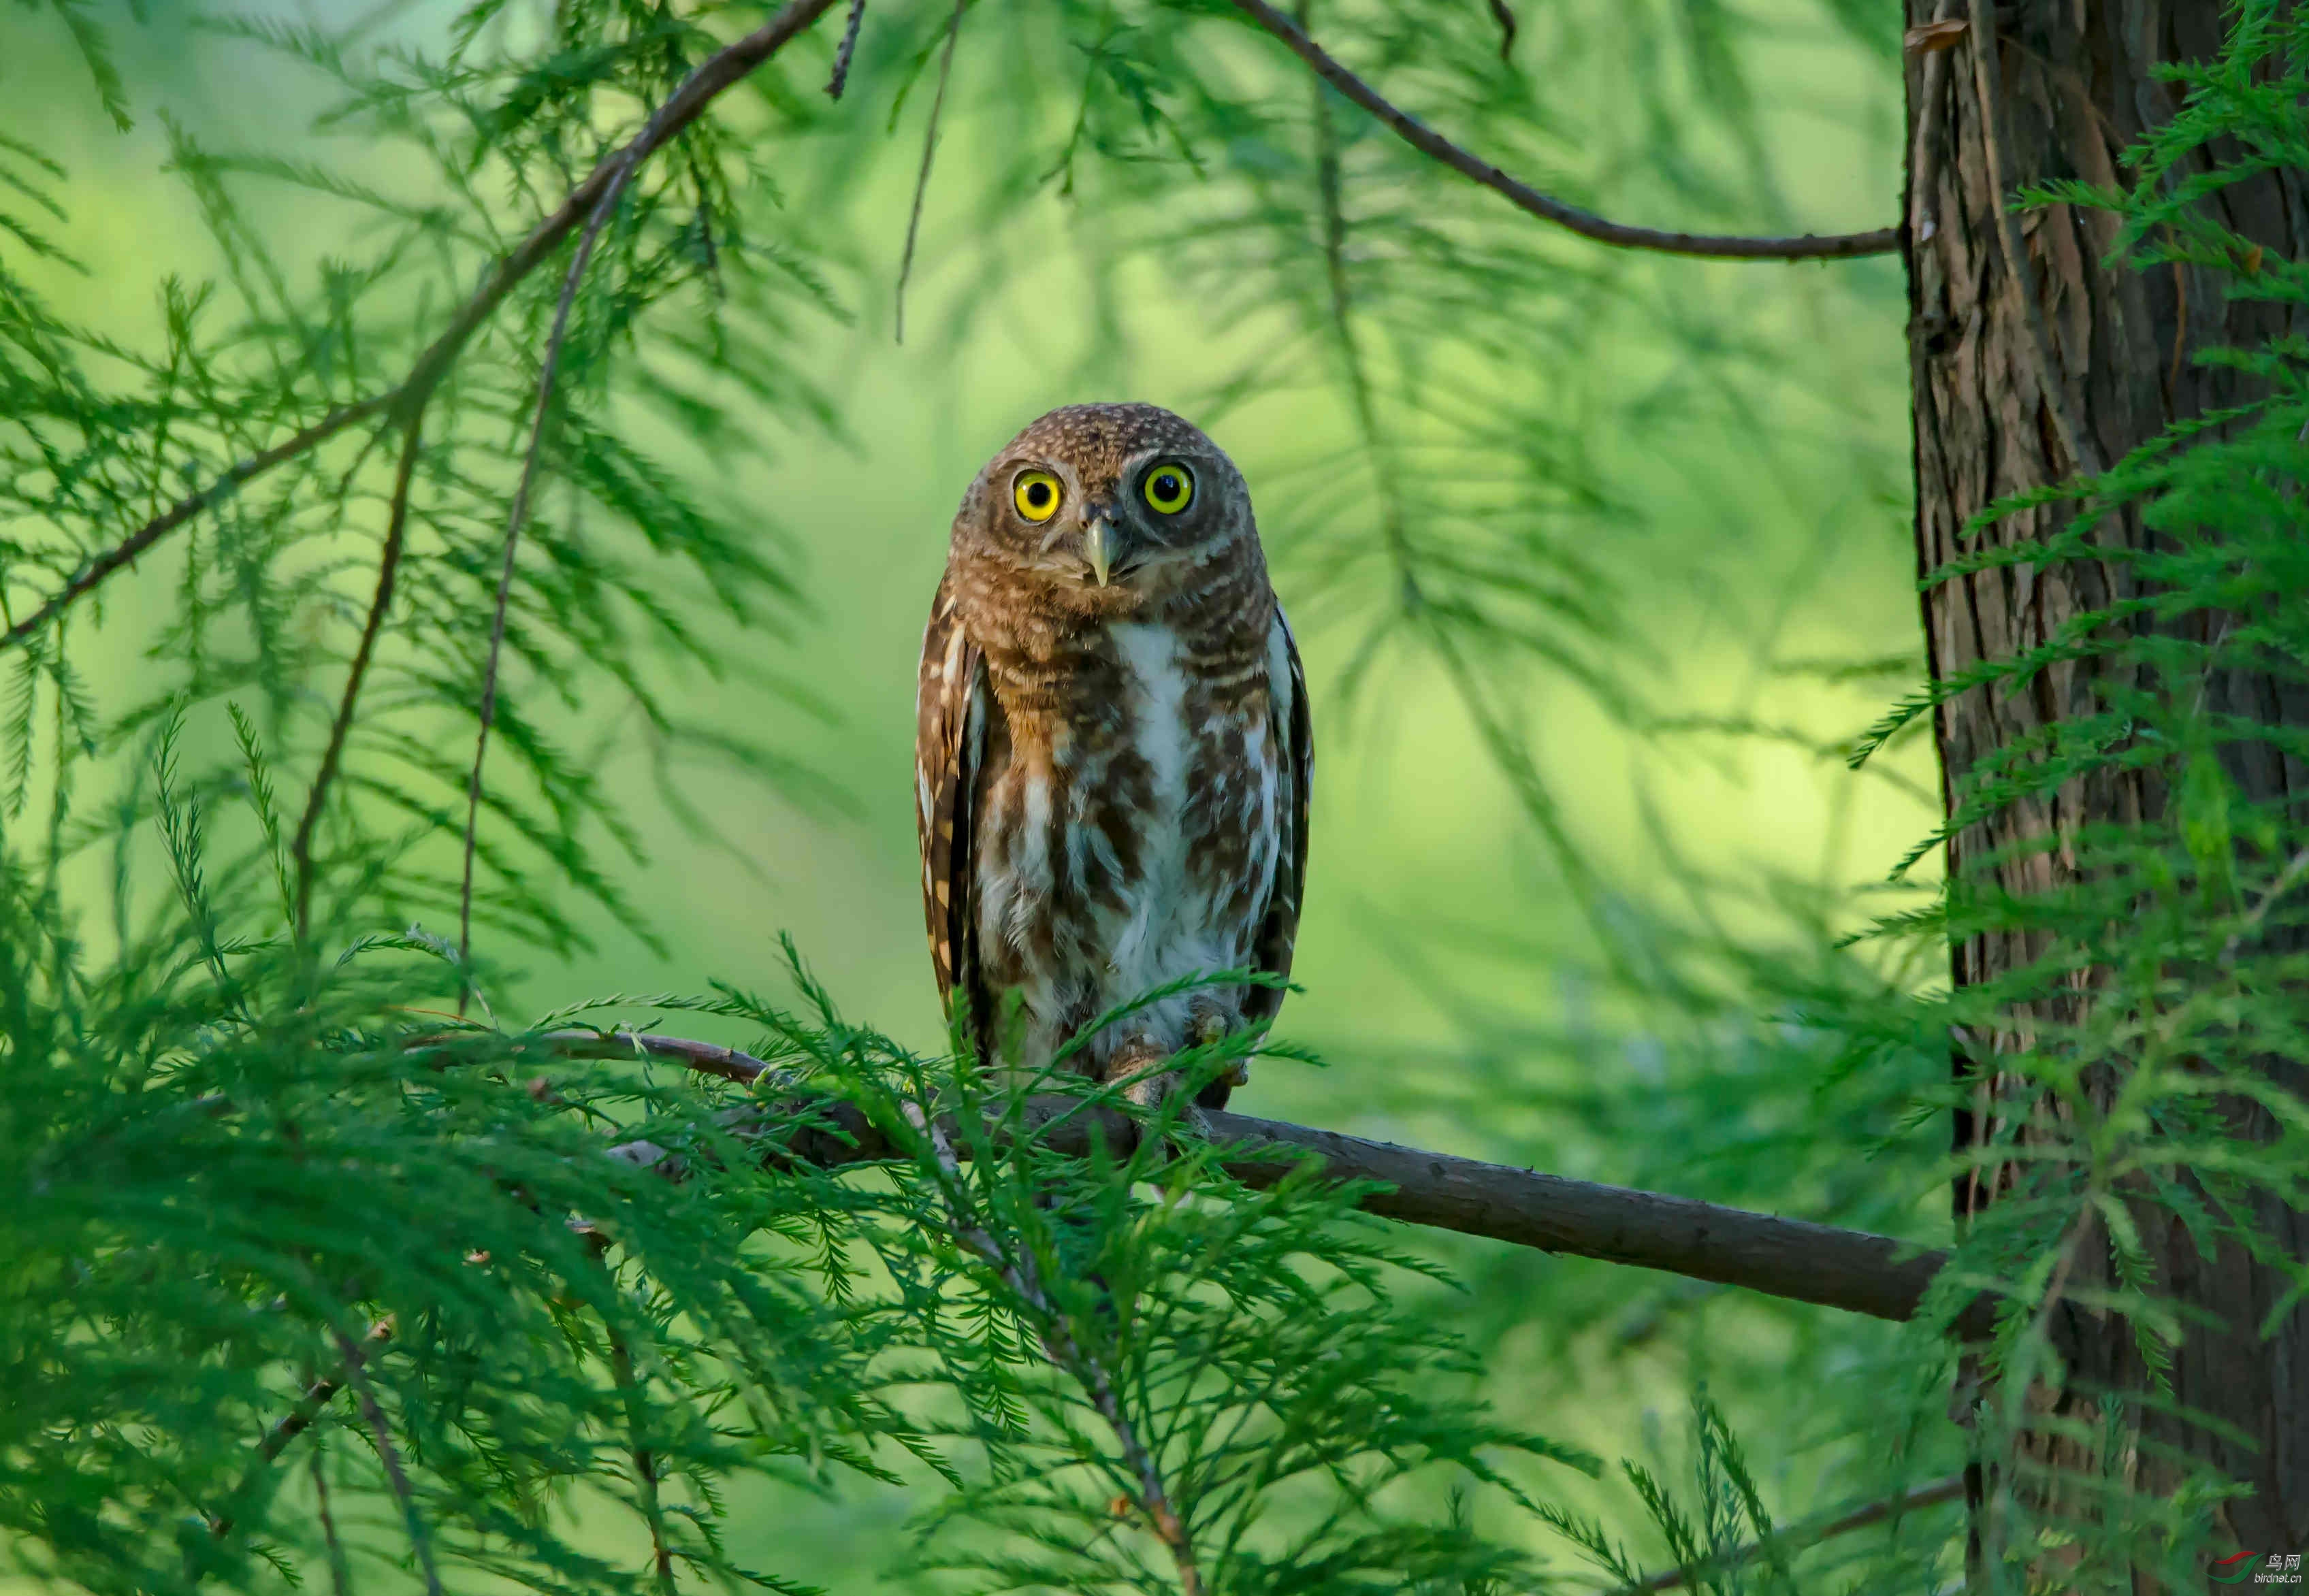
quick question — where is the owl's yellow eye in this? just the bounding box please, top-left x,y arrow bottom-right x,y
1013,469 -> 1062,523
1141,461 -> 1195,515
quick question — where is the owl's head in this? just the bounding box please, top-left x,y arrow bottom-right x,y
952,402 -> 1257,615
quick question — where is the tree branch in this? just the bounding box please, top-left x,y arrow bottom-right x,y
469,1029 -> 1987,1339
1,396 -> 392,652
898,1096 -> 1202,1593
0,0 -> 841,655
1616,1472 -> 1966,1594
1229,0 -> 1900,261
331,1323 -> 442,1596
293,410 -> 427,939
824,0 -> 867,99
458,142 -> 637,1006
206,1318 -> 392,1544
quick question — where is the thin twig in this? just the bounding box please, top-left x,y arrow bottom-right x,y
825,0 -> 868,98
1231,0 -> 1899,261
1615,1473 -> 1967,1594
457,0 -> 848,995
332,1324 -> 444,1596
1962,0 -> 2103,475
1485,0 -> 1515,61
0,0 -> 842,656
901,1099 -> 1202,1593
208,1319 -> 393,1545
2221,841 -> 2309,965
894,0 -> 968,344
457,151 -> 637,1011
1,397 -> 391,651
600,1270 -> 679,1595
310,1445 -> 354,1596
293,409 -> 427,940
408,1026 -> 780,1086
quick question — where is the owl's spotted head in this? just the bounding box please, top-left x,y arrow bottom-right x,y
952,402 -> 1258,614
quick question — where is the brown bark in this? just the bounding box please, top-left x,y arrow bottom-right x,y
1905,0 -> 2309,1579
581,1058 -> 1986,1329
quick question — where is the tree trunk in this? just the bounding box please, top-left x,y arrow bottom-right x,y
1905,0 -> 2309,1584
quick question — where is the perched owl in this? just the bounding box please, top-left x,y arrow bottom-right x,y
915,402 -> 1311,1110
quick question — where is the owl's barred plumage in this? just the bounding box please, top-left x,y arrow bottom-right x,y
915,403 -> 1310,1109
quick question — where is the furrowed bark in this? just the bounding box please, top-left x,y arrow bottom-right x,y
1905,0 -> 2309,1571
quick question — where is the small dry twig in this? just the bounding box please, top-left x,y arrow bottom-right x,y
900,1098 -> 1203,1593
1231,0 -> 1900,261
331,1324 -> 443,1596
894,0 -> 969,344
293,408 -> 427,939
1485,0 -> 1516,61
457,148 -> 637,1007
1615,1473 -> 1966,1593
826,0 -> 868,98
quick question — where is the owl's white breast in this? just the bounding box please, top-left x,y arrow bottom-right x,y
972,616 -> 1283,1074
1091,621 -> 1274,1038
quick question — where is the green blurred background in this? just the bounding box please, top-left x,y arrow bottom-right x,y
6,0 -> 1952,1584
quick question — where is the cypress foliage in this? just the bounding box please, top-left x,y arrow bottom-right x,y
1,1 -> 2303,1591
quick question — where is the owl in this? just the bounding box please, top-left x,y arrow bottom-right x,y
915,402 -> 1311,1110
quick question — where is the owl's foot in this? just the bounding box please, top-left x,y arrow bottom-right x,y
1101,1049 -> 1214,1141
1184,1010 -> 1252,1110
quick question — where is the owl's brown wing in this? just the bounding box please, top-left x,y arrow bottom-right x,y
1244,602 -> 1312,1028
916,575 -> 992,1057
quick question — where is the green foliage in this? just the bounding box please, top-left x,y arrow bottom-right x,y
3,0 -> 2304,1591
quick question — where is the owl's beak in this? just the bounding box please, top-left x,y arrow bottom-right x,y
1082,517 -> 1115,587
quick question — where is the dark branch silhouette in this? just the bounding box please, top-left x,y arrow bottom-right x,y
1229,0 -> 1901,261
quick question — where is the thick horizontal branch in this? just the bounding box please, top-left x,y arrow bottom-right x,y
526,1030 -> 1988,1339
1229,0 -> 1900,261
1,0 -> 839,654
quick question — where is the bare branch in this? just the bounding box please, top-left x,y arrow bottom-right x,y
825,0 -> 868,99
1229,0 -> 1900,261
1617,1473 -> 1966,1594
449,1026 -> 1986,1337
894,0 -> 969,344
449,0 -> 843,996
208,1319 -> 393,1544
293,411 -> 427,939
308,1445 -> 353,1596
1485,0 -> 1516,62
595,1233 -> 680,1596
0,0 -> 841,654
